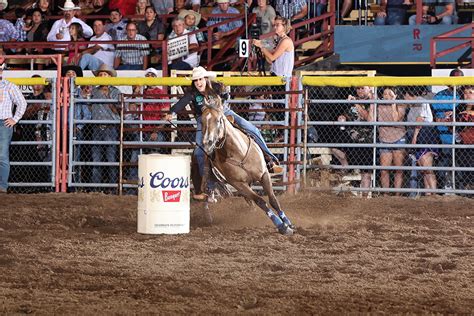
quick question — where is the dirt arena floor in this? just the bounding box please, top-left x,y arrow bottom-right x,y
1,192 -> 473,314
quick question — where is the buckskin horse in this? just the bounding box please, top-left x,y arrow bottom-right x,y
196,98 -> 295,236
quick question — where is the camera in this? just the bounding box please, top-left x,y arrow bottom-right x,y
250,17 -> 262,39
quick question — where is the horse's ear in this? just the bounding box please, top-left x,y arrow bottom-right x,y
226,115 -> 234,124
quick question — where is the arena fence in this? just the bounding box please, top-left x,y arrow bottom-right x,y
301,75 -> 474,197
8,74 -> 474,197
69,75 -> 295,194
8,77 -> 57,193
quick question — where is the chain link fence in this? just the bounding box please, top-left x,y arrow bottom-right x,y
302,76 -> 474,197
9,80 -> 56,193
69,75 -> 294,194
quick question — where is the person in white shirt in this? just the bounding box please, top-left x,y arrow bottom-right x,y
46,0 -> 93,50
167,17 -> 199,70
78,19 -> 115,70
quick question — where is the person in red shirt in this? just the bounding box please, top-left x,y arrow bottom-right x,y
108,0 -> 137,15
143,67 -> 170,153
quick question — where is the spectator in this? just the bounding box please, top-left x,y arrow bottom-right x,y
14,8 -> 28,43
408,0 -> 455,25
0,57 -> 28,194
90,64 -> 121,186
114,21 -> 150,70
136,0 -> 150,15
248,87 -> 267,122
456,85 -> 474,191
108,0 -> 137,15
179,9 -> 205,43
432,68 -> 463,192
137,6 -> 165,41
78,19 -> 115,70
26,8 -> 49,49
374,0 -> 410,25
0,9 -> 19,43
338,86 -> 375,196
66,22 -> 88,65
151,0 -> 174,15
252,16 -> 294,78
252,0 -> 276,35
166,17 -> 199,70
34,85 -> 53,162
377,87 -> 406,196
404,87 -> 438,196
206,0 -> 243,41
86,0 -> 111,26
274,0 -> 308,23
46,0 -> 93,50
30,0 -> 53,17
142,68 -> 170,154
62,65 -> 91,184
105,8 -> 127,41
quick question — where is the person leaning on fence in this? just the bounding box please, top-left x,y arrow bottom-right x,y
63,65 -> 92,184
171,66 -> 284,200
377,87 -> 407,196
90,64 -> 121,188
432,68 -> 463,193
0,58 -> 28,193
142,67 -> 170,154
337,86 -> 375,197
404,86 -> 439,196
454,85 -> 474,191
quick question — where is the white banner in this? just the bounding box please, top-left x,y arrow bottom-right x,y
167,36 -> 189,61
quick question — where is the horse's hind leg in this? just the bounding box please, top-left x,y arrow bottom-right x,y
261,172 -> 295,230
231,181 -> 293,236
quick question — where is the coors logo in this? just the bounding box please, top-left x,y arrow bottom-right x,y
162,190 -> 181,202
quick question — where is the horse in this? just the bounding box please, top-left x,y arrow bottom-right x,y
196,97 -> 295,236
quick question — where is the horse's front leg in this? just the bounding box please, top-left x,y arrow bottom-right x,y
261,172 -> 296,230
231,181 -> 293,236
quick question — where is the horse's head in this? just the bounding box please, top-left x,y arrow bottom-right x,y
201,97 -> 226,154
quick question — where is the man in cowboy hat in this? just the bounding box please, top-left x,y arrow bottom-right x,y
89,64 -> 121,189
47,0 -> 93,47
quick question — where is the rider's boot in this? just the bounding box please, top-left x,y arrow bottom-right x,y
268,160 -> 284,174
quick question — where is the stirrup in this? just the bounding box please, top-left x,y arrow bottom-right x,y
193,193 -> 208,201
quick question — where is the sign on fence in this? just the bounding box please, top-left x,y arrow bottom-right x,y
168,36 -> 189,61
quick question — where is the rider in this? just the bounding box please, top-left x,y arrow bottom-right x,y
169,66 -> 283,199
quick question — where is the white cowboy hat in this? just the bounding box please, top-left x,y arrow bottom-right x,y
0,0 -> 8,11
191,66 -> 216,81
93,64 -> 117,77
60,0 -> 81,11
216,0 -> 229,3
178,9 -> 201,26
145,68 -> 159,77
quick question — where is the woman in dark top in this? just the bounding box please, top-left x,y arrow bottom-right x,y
171,67 -> 283,179
137,6 -> 165,41
26,9 -> 50,53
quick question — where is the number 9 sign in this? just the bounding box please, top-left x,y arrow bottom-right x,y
239,39 -> 249,58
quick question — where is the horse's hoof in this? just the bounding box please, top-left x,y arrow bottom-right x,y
278,224 -> 294,236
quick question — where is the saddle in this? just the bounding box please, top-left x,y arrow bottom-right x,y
226,115 -> 283,174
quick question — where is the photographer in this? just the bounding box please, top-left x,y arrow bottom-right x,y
252,0 -> 276,35
252,16 -> 294,78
